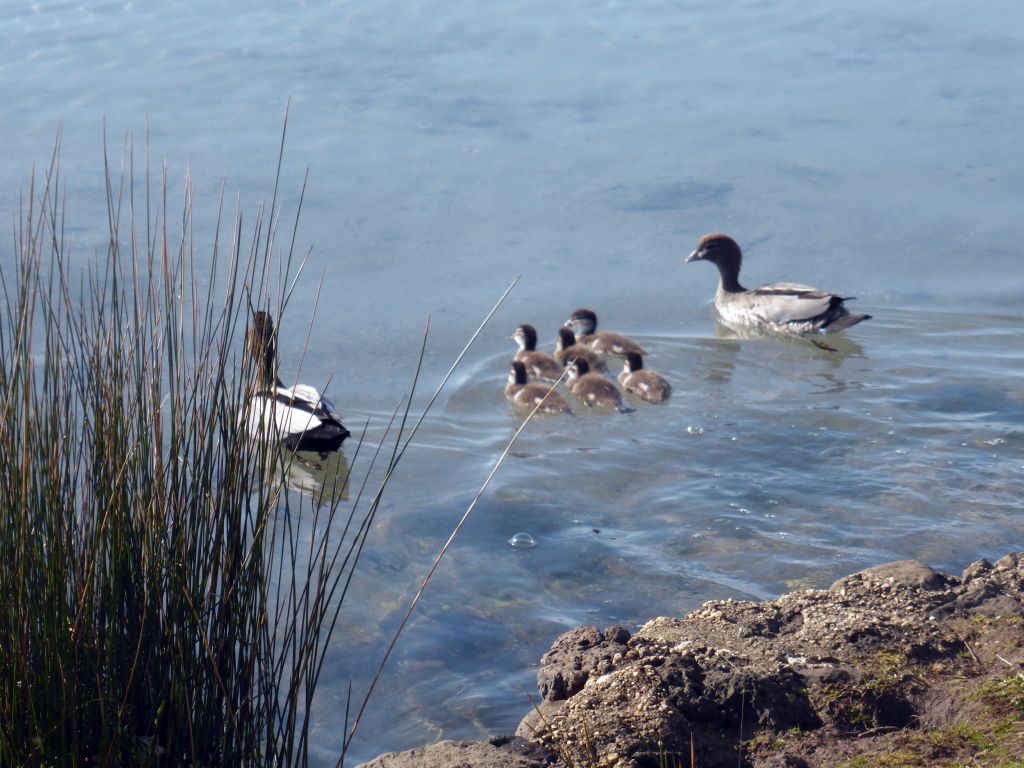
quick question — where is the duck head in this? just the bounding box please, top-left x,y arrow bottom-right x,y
513,324 -> 539,352
686,233 -> 743,271
509,360 -> 529,386
567,357 -> 591,379
623,351 -> 644,373
556,326 -> 577,351
564,307 -> 598,336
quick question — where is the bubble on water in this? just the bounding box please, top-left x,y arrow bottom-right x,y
887,430 -> 896,436
686,425 -> 704,436
895,449 -> 908,456
730,436 -> 738,442
779,532 -> 789,538
691,532 -> 702,539
508,532 -> 536,549
765,513 -> 776,519
767,499 -> 780,506
728,502 -> 740,509
984,437 -> 1006,447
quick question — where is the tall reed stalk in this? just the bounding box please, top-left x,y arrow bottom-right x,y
0,125 -> 389,766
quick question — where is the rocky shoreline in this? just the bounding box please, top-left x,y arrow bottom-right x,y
360,554 -> 1024,767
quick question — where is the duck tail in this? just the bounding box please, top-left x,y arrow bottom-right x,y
827,313 -> 872,332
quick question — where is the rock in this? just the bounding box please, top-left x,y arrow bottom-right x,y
357,737 -> 552,768
524,554 -> 1024,767
832,559 -> 945,591
961,557 -> 992,582
537,625 -> 631,702
515,699 -> 565,740
361,553 -> 1024,768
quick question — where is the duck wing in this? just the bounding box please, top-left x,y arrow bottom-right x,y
745,282 -> 848,324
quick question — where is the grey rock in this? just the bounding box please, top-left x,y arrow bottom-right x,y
515,699 -> 565,740
961,557 -> 993,582
357,737 -> 551,768
536,625 -> 631,702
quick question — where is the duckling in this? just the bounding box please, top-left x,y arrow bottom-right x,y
505,361 -> 572,414
554,327 -> 607,373
245,311 -> 350,453
512,324 -> 563,381
618,352 -> 671,404
566,358 -> 623,410
564,308 -> 645,357
685,233 -> 871,334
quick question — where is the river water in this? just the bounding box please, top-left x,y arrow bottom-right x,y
2,1 -> 1023,764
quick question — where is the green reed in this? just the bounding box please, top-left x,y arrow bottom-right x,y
0,124 -> 394,766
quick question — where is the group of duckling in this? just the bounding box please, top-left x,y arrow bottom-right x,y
503,232 -> 873,417
505,308 -> 671,415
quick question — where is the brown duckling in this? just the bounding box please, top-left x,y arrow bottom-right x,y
554,326 -> 607,373
564,308 -> 645,358
566,358 -> 623,410
618,352 -> 671,404
504,361 -> 572,414
512,324 -> 563,381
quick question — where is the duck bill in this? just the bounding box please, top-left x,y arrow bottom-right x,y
684,248 -> 702,263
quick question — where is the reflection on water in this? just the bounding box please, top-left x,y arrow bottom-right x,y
281,449 -> 351,506
712,318 -> 868,357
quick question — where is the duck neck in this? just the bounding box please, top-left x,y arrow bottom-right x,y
715,262 -> 745,294
256,354 -> 282,390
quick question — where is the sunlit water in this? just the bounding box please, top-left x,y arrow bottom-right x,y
2,0 -> 1023,764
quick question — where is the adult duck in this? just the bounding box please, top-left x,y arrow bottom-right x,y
685,234 -> 871,334
245,311 -> 350,453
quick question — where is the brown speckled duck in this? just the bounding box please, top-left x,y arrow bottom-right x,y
512,324 -> 563,381
566,358 -> 623,410
564,308 -> 645,357
504,361 -> 572,414
618,352 -> 671,404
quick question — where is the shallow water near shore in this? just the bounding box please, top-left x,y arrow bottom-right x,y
3,0 -> 1024,764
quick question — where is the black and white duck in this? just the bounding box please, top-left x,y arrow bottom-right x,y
245,311 -> 350,454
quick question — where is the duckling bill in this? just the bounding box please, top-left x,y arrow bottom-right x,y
685,234 -> 871,334
245,312 -> 350,453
